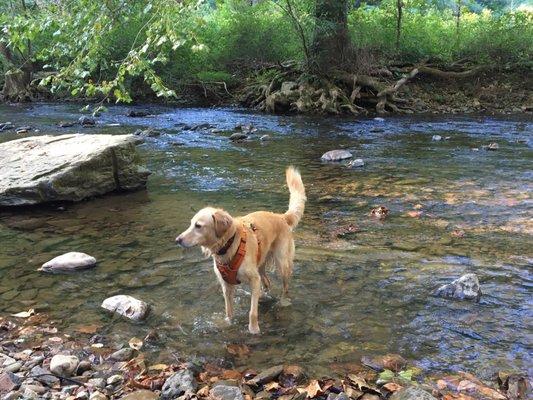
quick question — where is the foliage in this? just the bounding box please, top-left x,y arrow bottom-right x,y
0,0 -> 531,103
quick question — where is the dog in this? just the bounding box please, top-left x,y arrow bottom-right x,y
176,166 -> 306,334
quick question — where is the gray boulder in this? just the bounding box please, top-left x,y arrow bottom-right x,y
210,385 -> 244,400
321,149 -> 353,161
50,354 -> 79,377
389,387 -> 437,400
433,273 -> 481,301
39,252 -> 96,272
0,134 -> 150,206
101,295 -> 150,321
161,369 -> 197,399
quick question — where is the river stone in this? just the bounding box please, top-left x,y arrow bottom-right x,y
161,369 -> 197,399
321,149 -> 353,161
230,132 -> 247,141
120,390 -> 159,400
347,158 -> 364,168
210,384 -> 244,400
433,273 -> 482,301
101,295 -> 150,321
389,387 -> 437,400
40,252 -> 97,272
0,134 -> 150,206
110,348 -> 134,361
249,365 -> 284,385
78,116 -> 96,126
50,354 -> 79,377
432,135 -> 442,141
0,372 -> 22,393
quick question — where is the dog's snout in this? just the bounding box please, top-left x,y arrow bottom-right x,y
176,235 -> 183,245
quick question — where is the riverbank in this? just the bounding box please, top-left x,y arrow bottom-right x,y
0,312 -> 529,400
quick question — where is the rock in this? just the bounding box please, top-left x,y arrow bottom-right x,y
279,365 -> 306,387
22,387 -> 39,399
259,134 -> 270,141
0,134 -> 150,206
40,252 -> 97,272
374,117 -> 385,122
50,354 -> 79,377
229,132 -> 247,141
210,385 -> 244,400
30,365 -> 59,386
432,135 -> 442,141
126,110 -> 150,118
248,365 -> 284,385
120,390 -> 159,400
486,142 -> 499,150
101,295 -> 150,321
347,159 -> 364,168
89,392 -> 108,400
234,123 -> 255,133
321,149 -> 353,162
110,348 -> 134,361
20,383 -> 46,395
433,273 -> 482,301
88,378 -> 106,389
58,121 -> 76,128
3,362 -> 22,373
161,369 -> 197,399
76,390 -> 89,399
15,127 -> 30,134
76,361 -> 92,375
389,387 -> 437,400
0,372 -> 21,393
106,375 -> 123,386
190,123 -> 213,131
381,354 -> 407,373
0,122 -> 14,131
133,128 -> 160,137
78,116 -> 96,126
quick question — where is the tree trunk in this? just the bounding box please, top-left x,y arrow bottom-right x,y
396,0 -> 403,50
310,0 -> 350,74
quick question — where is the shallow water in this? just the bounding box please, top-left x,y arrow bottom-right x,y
0,103 -> 532,378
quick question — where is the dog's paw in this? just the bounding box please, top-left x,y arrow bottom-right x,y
279,297 -> 292,307
248,325 -> 261,335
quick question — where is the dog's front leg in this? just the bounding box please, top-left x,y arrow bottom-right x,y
222,282 -> 235,324
248,275 -> 261,334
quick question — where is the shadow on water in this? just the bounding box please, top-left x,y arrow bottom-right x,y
0,103 -> 532,378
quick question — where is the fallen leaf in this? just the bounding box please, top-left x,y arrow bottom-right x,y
413,204 -> 423,209
75,324 -> 101,334
226,343 -> 251,357
406,210 -> 422,218
297,380 -> 322,398
148,364 -> 168,371
11,309 -> 35,318
383,382 -> 403,392
221,369 -> 242,380
129,337 -> 143,350
264,381 -> 280,391
197,386 -> 209,397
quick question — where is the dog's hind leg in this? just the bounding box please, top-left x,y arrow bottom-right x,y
274,237 -> 295,306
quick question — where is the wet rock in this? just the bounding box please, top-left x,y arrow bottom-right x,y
260,134 -> 270,141
321,150 -> 353,162
50,354 -> 79,377
110,348 -> 134,361
230,132 -> 247,141
76,360 -> 92,375
88,378 -> 106,389
20,383 -> 46,395
486,142 -> 499,151
30,365 -> 59,386
89,391 -> 108,400
76,390 -> 89,399
389,386 -> 437,400
0,372 -> 21,393
0,134 -> 150,206
279,365 -> 306,387
234,123 -> 256,133
432,135 -> 442,141
3,362 -> 22,373
0,122 -> 14,131
161,369 -> 197,399
22,387 -> 39,399
120,390 -> 159,400
433,273 -> 482,301
15,126 -> 31,134
106,375 -> 123,386
249,365 -> 284,385
210,384 -> 244,400
79,116 -> 96,126
134,128 -> 160,137
40,252 -> 97,272
190,123 -> 213,131
374,117 -> 385,122
59,121 -> 76,128
381,354 -> 407,373
126,110 -> 150,118
101,295 -> 150,321
347,159 -> 364,168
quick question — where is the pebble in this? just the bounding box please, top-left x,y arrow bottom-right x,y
106,374 -> 123,385
229,132 -> 247,141
40,252 -> 97,272
260,134 -> 270,141
347,158 -> 364,168
110,348 -> 134,361
101,295 -> 150,321
161,369 -> 197,399
0,371 -> 22,392
120,390 -> 159,400
389,386 -> 437,400
78,116 -> 96,126
76,360 -> 92,375
432,135 -> 442,141
433,273 -> 482,301
30,365 -> 59,386
4,361 -> 22,373
88,378 -> 106,389
50,354 -> 79,377
89,391 -> 108,400
248,365 -> 284,385
210,384 -> 244,400
321,149 -> 353,161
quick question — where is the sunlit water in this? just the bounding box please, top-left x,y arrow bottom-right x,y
0,103 -> 532,379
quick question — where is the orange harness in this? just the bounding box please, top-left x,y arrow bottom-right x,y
215,224 -> 261,285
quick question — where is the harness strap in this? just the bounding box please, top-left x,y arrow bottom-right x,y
215,226 -> 246,285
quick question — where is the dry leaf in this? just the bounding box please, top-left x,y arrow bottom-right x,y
226,343 -> 250,357
148,364 -> 168,371
221,369 -> 242,380
11,309 -> 35,318
383,382 -> 403,392
129,337 -> 143,350
297,380 -> 322,398
75,324 -> 101,334
264,381 -> 280,391
197,386 -> 209,397
413,204 -> 423,210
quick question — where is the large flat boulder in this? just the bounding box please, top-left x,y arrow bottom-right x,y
0,134 -> 150,206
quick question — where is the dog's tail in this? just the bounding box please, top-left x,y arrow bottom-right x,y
284,166 -> 306,229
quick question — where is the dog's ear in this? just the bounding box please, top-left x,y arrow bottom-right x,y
212,210 -> 233,238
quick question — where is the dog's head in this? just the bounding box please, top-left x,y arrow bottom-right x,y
176,207 -> 234,249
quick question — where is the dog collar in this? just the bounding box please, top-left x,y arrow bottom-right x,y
216,231 -> 236,256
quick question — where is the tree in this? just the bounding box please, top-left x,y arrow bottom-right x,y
310,0 -> 350,74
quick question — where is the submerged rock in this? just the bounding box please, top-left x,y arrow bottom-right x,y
40,252 -> 97,272
126,110 -> 151,118
433,273 -> 481,301
432,135 -> 442,141
78,116 -> 96,126
321,149 -> 353,161
0,134 -> 150,206
389,387 -> 437,400
161,369 -> 197,399
101,295 -> 150,321
230,132 -> 247,141
210,385 -> 244,400
50,354 -> 79,377
133,128 -> 160,137
347,158 -> 364,168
